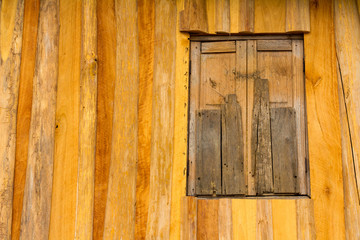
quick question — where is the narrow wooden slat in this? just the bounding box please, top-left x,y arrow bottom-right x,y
238,0 -> 254,32
49,0 -> 81,239
296,199 -> 316,240
304,0 -> 346,238
134,0 -> 154,239
271,200 -> 297,240
0,0 -> 24,238
201,41 -> 235,53
190,35 -> 303,42
285,0 -> 310,32
11,0 -> 39,239
222,94 -> 245,195
335,0 -> 360,205
74,0 -> 97,239
93,0 -> 116,239
180,197 -> 197,240
197,199 -> 219,240
20,1 -> 59,238
271,108 -> 298,194
180,0 -> 208,33
215,0 -> 230,33
256,200 -> 273,240
145,0 -> 176,238
103,0 -> 138,239
232,200 -> 256,240
251,78 -> 273,195
206,0 -> 216,34
195,110 -> 221,195
218,199 -> 233,240
188,41 -> 201,196
257,40 -> 292,51
254,0 -> 286,33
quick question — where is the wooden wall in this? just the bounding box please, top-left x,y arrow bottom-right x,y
0,0 -> 358,239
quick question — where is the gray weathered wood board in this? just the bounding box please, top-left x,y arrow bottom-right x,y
195,110 -> 222,195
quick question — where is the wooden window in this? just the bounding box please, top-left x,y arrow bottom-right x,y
187,35 -> 310,197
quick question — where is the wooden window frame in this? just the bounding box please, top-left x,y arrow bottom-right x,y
187,34 -> 310,198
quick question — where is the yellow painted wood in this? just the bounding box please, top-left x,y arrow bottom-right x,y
102,0 -> 139,239
304,0 -> 346,238
180,0 -> 208,33
232,200 -> 256,240
218,199 -> 233,240
285,0 -> 310,32
254,0 -> 285,33
180,197 -> 197,240
206,0 -> 216,34
49,0 -> 81,239
256,200 -> 273,240
12,0 -> 39,239
296,199 -> 316,240
215,0 -> 230,33
170,0 -> 190,238
20,0 -> 59,238
145,0 -> 176,238
0,0 -> 24,238
93,0 -> 116,239
74,0 -> 97,239
271,200 -> 297,240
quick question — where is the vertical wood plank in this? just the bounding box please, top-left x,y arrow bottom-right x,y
11,0 -> 39,239
247,40 -> 257,195
256,200 -> 273,240
93,0 -> 115,239
285,0 -> 310,32
251,78 -> 273,195
74,0 -> 97,239
232,200 -> 256,240
238,0 -> 254,32
271,108 -> 298,194
103,0 -> 139,239
206,0 -> 216,34
218,199 -> 233,240
180,197 -> 197,240
170,0 -> 190,237
254,0 -> 286,33
271,200 -> 297,240
135,0 -> 155,239
145,0 -> 176,238
0,0 -> 24,238
222,95 -> 245,195
197,199 -> 219,240
304,0 -> 346,238
296,199 -> 316,240
188,42 -> 201,196
215,0 -> 230,33
20,0 -> 59,239
179,0 -> 208,33
195,110 -> 222,196
49,0 -> 81,239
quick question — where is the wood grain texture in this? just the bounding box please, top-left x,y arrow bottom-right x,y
11,0 -> 39,239
256,200 -> 273,240
49,0 -> 81,239
180,0 -> 208,33
305,0 -> 346,238
180,197 -> 197,240
197,199 -> 219,240
170,0 -> 190,237
0,0 -> 24,238
286,0 -> 310,32
218,199 -> 233,240
93,0 -> 115,239
134,0 -> 154,239
221,95 -> 245,195
271,200 -> 297,240
74,0 -> 97,239
103,0 -> 138,239
145,0 -> 176,238
215,0 -> 230,33
238,0 -> 254,32
20,0 -> 59,239
232,200 -> 256,240
201,41 -> 235,53
254,0 -> 286,33
335,0 -> 360,207
296,199 -> 316,240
